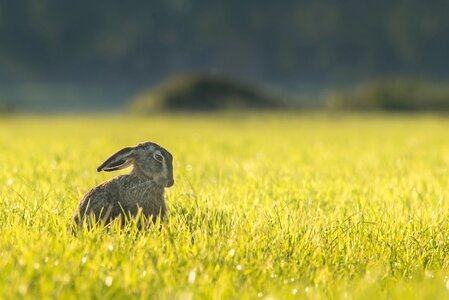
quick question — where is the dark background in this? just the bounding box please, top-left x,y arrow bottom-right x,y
1,0 -> 448,111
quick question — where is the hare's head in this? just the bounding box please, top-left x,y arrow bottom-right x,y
97,142 -> 174,187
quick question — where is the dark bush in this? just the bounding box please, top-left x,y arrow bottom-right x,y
325,78 -> 449,111
0,102 -> 17,115
129,74 -> 286,113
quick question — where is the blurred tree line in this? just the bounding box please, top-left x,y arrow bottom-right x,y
1,0 -> 448,85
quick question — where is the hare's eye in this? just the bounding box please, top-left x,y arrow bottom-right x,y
153,153 -> 163,162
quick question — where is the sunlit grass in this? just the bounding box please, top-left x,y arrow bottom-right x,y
1,113 -> 449,299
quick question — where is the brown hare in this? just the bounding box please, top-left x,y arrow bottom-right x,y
73,142 -> 174,227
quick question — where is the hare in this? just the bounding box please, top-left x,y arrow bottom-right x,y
73,142 -> 174,227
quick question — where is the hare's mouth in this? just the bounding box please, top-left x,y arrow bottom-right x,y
153,177 -> 173,188
157,178 -> 174,188
166,178 -> 174,187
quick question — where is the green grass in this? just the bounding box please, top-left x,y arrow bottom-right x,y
1,113 -> 449,299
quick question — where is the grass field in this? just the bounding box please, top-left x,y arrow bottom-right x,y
1,113 -> 449,299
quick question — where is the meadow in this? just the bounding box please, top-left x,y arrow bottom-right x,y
1,113 -> 449,299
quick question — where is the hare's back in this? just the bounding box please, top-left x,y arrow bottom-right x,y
74,179 -> 123,224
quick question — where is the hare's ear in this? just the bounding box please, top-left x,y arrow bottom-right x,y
97,147 -> 136,172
